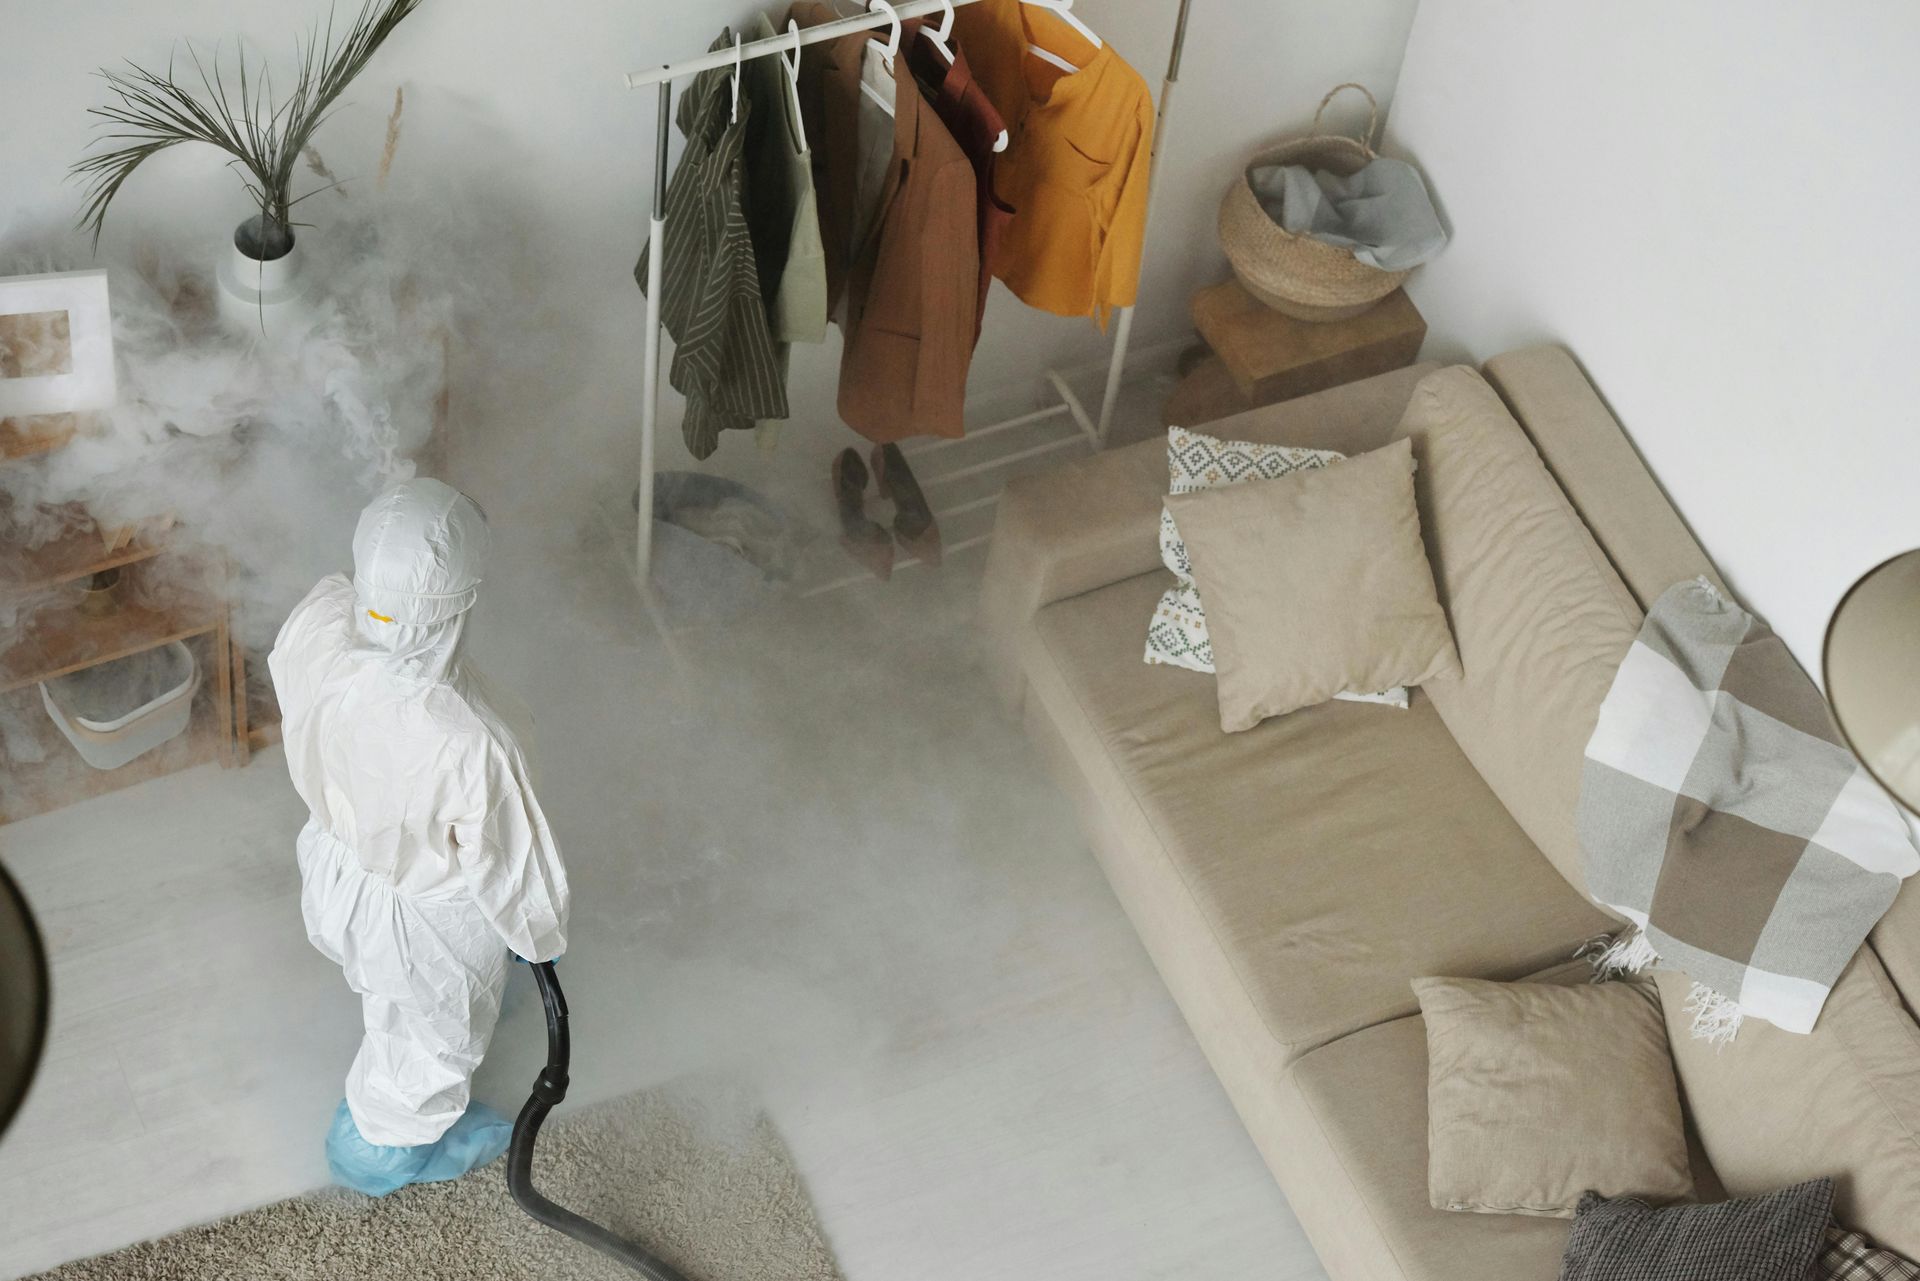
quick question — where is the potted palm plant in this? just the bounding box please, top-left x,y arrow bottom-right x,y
71,0 -> 423,335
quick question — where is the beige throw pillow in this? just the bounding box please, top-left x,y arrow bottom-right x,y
1164,436 -> 1459,732
1413,975 -> 1695,1218
1144,428 -> 1411,707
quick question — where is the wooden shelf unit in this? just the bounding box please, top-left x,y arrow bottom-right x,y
2,416 -> 250,820
0,258 -> 444,808
0,530 -> 164,595
1,588 -> 223,694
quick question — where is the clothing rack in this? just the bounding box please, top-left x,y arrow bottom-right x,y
624,0 -> 1194,591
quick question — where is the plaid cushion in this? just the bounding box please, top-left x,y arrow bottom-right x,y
1559,1179 -> 1833,1281
1822,1226 -> 1920,1281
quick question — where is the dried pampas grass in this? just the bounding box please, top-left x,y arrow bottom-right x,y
303,145 -> 347,200
378,87 -> 405,187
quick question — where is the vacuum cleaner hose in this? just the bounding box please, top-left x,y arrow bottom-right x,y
508,961 -> 695,1281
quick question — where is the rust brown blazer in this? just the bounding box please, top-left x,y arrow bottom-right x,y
792,6 -> 979,442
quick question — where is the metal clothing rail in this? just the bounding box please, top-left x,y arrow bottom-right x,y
624,0 -> 1193,587
624,0 -> 978,89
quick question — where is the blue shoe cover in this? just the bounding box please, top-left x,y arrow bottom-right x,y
326,1099 -> 513,1196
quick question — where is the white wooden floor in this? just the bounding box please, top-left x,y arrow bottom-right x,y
0,503 -> 1329,1281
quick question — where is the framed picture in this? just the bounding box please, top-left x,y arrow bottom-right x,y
0,268 -> 117,418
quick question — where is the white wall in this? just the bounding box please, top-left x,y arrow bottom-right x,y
0,0 -> 1417,516
1386,0 -> 1920,670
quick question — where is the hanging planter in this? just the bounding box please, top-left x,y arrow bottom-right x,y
69,0 -> 423,336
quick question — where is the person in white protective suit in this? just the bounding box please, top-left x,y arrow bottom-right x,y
268,478 -> 569,1196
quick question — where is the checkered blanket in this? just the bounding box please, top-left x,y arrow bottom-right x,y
1578,579 -> 1920,1040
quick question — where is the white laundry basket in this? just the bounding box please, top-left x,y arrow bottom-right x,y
40,641 -> 200,771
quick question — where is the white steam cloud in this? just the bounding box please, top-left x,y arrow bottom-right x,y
2,173 -> 541,654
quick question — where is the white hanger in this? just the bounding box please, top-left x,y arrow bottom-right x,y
1026,0 -> 1101,47
860,0 -> 898,116
729,30 -> 743,123
860,74 -> 896,117
920,0 -> 956,65
782,20 -> 807,148
866,0 -> 901,68
1021,0 -> 1101,73
916,0 -> 1007,152
1027,45 -> 1078,74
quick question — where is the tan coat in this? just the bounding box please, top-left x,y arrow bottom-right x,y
792,6 -> 979,442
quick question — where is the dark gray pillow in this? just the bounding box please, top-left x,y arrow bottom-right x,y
1559,1178 -> 1834,1281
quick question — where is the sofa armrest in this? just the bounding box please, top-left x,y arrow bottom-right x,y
980,438 -> 1168,710
978,361 -> 1443,712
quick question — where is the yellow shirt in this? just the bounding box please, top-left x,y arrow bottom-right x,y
952,0 -> 1154,324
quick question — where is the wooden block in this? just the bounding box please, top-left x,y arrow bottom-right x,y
1161,352 -> 1255,430
1191,281 -> 1426,405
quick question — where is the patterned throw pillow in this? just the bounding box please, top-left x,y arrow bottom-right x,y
1144,427 -> 1409,708
1821,1225 -> 1920,1281
1560,1179 -> 1834,1281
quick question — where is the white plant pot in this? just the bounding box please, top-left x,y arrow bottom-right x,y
217,217 -> 316,342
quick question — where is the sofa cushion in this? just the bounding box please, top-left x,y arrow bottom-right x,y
1282,993 -> 1592,1281
1656,948 -> 1920,1259
1400,366 -> 1646,904
1870,881 -> 1920,1021
1281,963 -> 1725,1281
1027,569 -> 1613,1057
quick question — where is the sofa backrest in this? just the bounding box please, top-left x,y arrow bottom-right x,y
1480,348 -> 1920,1011
1479,347 -> 1726,609
979,362 -> 1441,713
1655,951 -> 1920,1254
1448,349 -> 1920,1244
1392,363 -> 1644,905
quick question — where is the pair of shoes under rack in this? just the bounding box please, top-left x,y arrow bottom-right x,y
832,444 -> 943,581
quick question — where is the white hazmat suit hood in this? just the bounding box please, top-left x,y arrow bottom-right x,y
270,478 -> 569,1149
350,478 -> 485,682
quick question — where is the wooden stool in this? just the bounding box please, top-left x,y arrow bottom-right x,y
1163,281 -> 1426,429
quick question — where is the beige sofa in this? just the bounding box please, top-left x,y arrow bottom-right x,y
980,347 -> 1920,1279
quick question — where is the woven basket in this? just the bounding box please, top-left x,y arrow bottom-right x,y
1219,84 -> 1411,323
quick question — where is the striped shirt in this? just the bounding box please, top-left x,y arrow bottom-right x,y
636,31 -> 789,460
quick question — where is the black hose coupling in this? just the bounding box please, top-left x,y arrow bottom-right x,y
532,1067 -> 569,1105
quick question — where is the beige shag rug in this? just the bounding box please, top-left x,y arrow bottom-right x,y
28,1085 -> 842,1281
